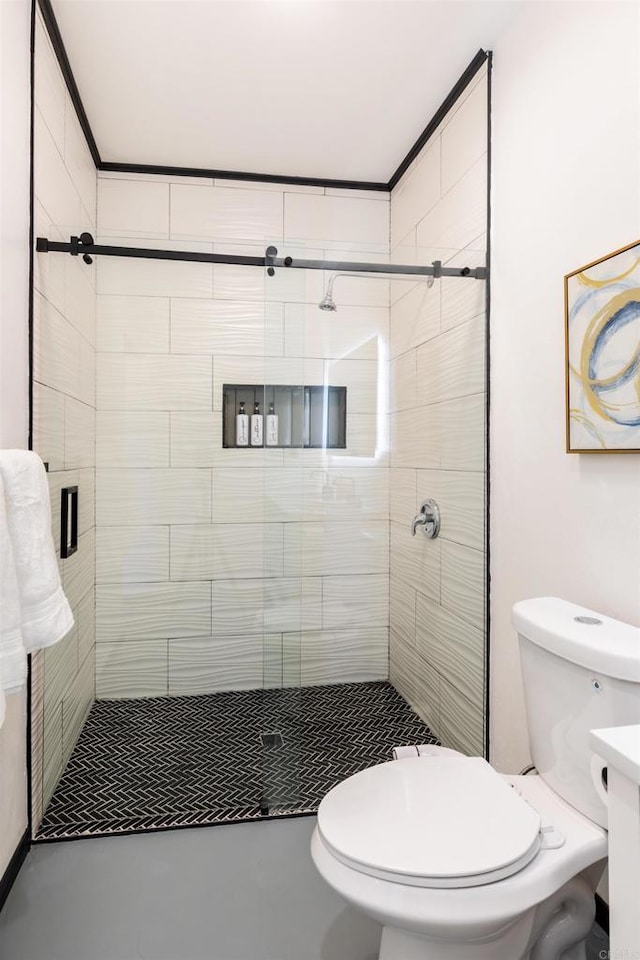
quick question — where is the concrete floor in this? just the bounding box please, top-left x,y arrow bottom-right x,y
0,817 -> 609,960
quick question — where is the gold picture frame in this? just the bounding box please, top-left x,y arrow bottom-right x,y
565,238 -> 640,453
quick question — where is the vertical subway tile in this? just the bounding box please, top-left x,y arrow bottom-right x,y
416,315 -> 485,407
96,527 -> 170,584
97,253 -> 213,299
98,179 -> 170,238
32,383 -> 65,471
439,674 -> 485,756
96,581 -> 211,641
97,296 -> 170,353
168,635 -> 269,695
389,468 -> 417,525
61,649 -> 94,764
34,109 -> 81,236
284,193 -> 389,248
77,468 -> 95,537
413,652 -> 441,738
441,540 -> 486,631
391,140 -> 440,249
97,355 -> 213,411
34,292 -> 81,398
440,78 -> 488,196
390,576 -> 416,645
415,592 -> 484,709
322,575 -> 389,630
97,468 -> 211,525
96,640 -> 168,699
299,628 -> 388,685
35,15 -> 66,155
170,524 -> 283,581
439,394 -> 486,471
64,397 -> 95,469
64,101 -> 97,226
96,411 -> 170,468
390,520 -> 440,601
389,629 -> 417,706
416,156 -> 487,252
171,183 -> 283,243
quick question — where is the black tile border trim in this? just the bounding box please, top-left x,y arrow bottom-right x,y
387,49 -> 488,190
36,0 -> 487,192
0,830 -> 29,914
36,0 -> 100,166
595,893 -> 609,935
34,807 -> 318,845
99,161 -> 388,193
27,0 -> 36,845
484,52 -> 493,761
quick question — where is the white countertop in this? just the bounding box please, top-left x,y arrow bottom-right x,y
591,725 -> 640,786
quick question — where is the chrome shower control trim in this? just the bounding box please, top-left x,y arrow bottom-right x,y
411,499 -> 441,539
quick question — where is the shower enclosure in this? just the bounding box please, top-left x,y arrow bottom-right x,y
30,7 -> 489,840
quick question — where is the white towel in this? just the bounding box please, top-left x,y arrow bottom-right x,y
0,450 -> 73,653
0,472 -> 28,691
392,744 -> 465,760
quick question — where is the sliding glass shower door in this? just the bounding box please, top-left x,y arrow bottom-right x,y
35,168 -> 491,839
255,238 -> 393,815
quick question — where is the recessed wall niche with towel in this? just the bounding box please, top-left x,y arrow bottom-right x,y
222,384 -> 347,449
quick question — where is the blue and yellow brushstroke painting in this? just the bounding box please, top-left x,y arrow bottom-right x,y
567,243 -> 640,450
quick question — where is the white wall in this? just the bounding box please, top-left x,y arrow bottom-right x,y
490,0 -> 640,772
0,0 -> 31,874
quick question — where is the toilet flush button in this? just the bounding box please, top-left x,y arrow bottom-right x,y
539,825 -> 565,849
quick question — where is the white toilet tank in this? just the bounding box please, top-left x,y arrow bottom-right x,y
513,597 -> 640,828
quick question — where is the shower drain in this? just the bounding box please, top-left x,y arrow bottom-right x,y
260,732 -> 284,748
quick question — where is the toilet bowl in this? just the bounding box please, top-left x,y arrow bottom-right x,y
312,755 -> 607,960
311,598 -> 640,960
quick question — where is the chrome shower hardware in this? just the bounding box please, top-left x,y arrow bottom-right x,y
411,499 -> 441,539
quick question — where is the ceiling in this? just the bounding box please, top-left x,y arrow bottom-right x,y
51,0 -> 520,183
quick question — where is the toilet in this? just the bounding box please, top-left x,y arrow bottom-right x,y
311,597 -> 640,960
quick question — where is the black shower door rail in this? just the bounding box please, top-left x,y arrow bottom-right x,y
35,235 -> 488,281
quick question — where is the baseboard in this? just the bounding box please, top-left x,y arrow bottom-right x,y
595,892 -> 610,935
0,830 -> 30,914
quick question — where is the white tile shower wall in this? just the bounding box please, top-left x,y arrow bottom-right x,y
388,66 -> 488,755
95,174 -> 390,698
32,10 -> 97,829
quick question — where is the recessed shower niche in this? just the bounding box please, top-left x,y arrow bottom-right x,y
222,384 -> 347,449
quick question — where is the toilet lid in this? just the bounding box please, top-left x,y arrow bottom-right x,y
317,757 -> 542,889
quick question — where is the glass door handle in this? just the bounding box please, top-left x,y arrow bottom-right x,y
411,499 -> 441,539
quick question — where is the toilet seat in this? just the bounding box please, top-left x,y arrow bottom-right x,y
317,757 -> 543,889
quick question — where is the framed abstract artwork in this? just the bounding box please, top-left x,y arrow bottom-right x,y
565,239 -> 640,453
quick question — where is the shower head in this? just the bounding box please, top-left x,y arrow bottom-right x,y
318,292 -> 337,312
318,275 -> 338,312
318,270 -> 432,313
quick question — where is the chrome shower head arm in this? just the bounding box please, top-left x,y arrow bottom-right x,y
318,270 -> 432,311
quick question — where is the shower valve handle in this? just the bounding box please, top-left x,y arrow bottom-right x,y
411,499 -> 441,539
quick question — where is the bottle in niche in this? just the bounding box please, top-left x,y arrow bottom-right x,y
236,401 -> 249,447
266,401 -> 279,447
251,401 -> 263,446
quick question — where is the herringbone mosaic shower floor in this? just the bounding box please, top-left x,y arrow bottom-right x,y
36,680 -> 438,840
